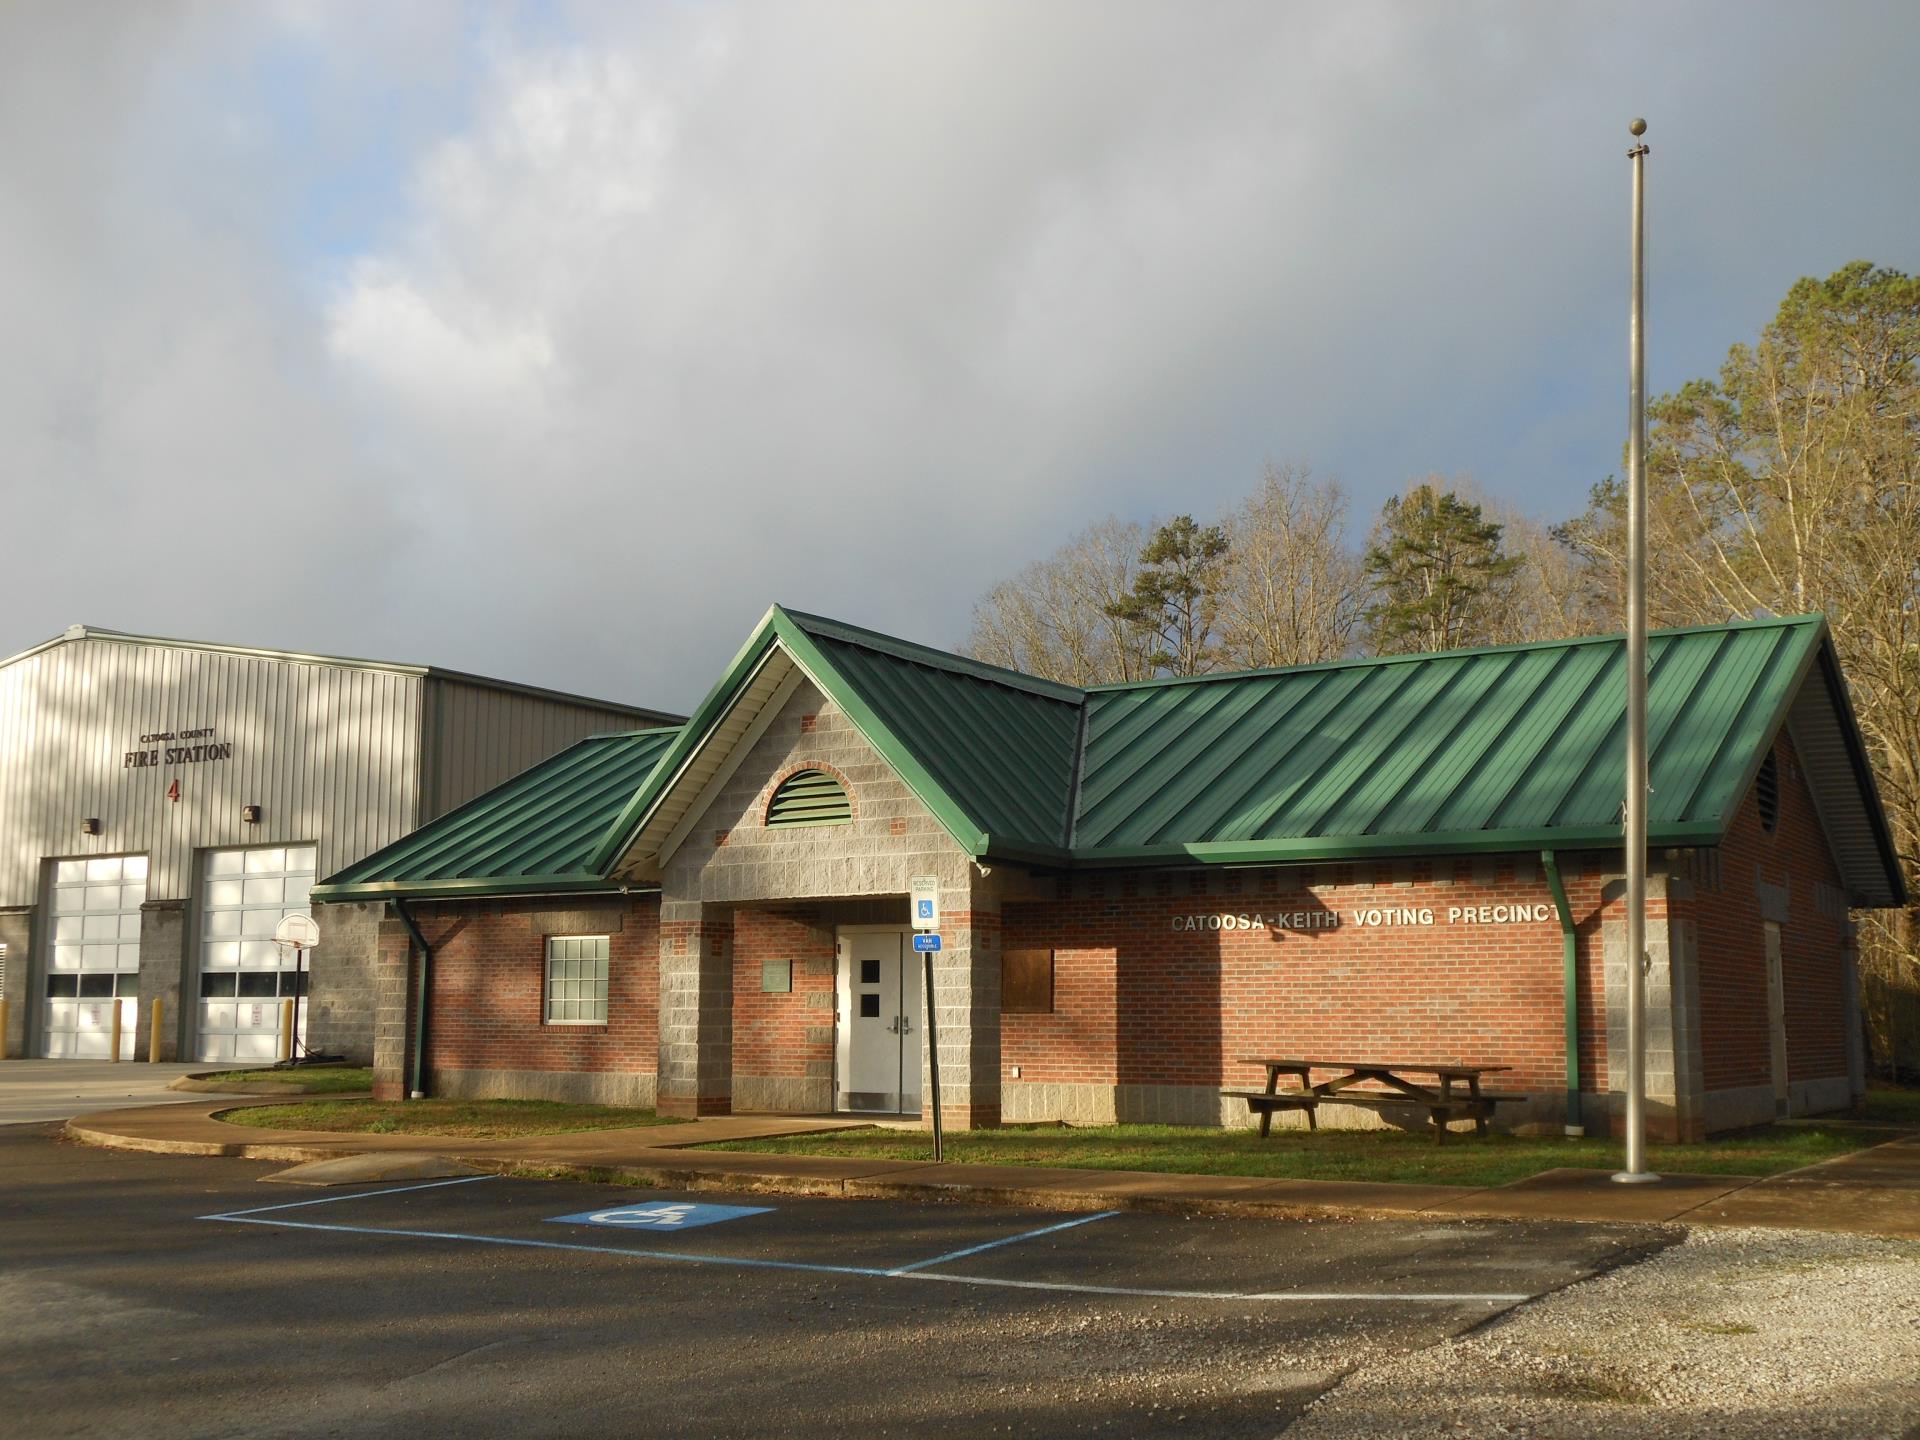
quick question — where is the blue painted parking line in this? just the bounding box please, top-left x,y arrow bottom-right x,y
548,1202 -> 773,1231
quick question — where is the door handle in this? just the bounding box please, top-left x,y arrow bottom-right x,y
886,1017 -> 900,1034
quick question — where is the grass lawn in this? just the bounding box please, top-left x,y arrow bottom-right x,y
221,1098 -> 684,1140
701,1120 -> 1891,1188
1857,1080 -> 1920,1128
194,1066 -> 374,1094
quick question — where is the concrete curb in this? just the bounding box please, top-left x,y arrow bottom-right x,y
58,1102 -> 1920,1239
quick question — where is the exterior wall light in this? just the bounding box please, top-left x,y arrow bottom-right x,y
242,805 -> 262,824
80,818 -> 101,836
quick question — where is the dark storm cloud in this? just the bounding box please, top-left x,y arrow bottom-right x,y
3,2 -> 1916,709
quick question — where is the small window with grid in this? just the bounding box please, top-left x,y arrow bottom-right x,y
545,935 -> 610,1025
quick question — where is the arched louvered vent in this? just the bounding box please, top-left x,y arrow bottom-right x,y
766,769 -> 852,828
1756,750 -> 1780,833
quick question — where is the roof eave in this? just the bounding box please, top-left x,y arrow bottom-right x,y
310,873 -> 654,904
1063,821 -> 1724,869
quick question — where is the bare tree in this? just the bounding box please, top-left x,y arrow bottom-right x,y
1216,462 -> 1362,668
965,517 -> 1157,685
1559,261 -> 1920,1073
1443,475 -> 1605,645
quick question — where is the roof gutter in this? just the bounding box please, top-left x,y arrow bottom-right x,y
393,899 -> 432,1102
1541,851 -> 1583,1135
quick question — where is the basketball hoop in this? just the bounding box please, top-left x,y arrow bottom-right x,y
272,913 -> 322,1066
273,913 -> 321,953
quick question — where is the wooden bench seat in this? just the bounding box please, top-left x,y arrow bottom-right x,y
1221,1086 -> 1529,1141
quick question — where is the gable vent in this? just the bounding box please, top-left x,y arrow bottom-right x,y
766,769 -> 852,828
1756,750 -> 1780,833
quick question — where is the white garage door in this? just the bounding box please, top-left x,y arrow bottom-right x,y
42,855 -> 146,1058
196,845 -> 318,1063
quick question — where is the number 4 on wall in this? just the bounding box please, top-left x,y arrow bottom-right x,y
167,779 -> 181,803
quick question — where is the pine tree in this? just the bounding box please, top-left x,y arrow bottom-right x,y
1103,514 -> 1230,676
1362,483 -> 1521,653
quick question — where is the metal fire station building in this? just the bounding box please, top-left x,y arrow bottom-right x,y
0,625 -> 679,1064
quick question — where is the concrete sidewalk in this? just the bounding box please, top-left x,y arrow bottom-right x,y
0,1059 -> 229,1125
61,1098 -> 1920,1239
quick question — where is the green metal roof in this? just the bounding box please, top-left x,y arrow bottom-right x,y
806,626 -> 1081,849
600,607 -> 1899,903
313,728 -> 680,901
1071,616 -> 1830,862
326,606 -> 1903,908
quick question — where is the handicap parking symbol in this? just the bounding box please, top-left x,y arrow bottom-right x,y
547,1201 -> 773,1231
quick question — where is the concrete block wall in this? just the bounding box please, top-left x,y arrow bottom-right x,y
307,901 -> 383,1064
658,680 -> 990,1126
0,906 -> 30,1058
136,900 -> 186,1062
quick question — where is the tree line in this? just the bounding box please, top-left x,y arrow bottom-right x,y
968,260 -> 1920,1077
967,465 -> 1595,682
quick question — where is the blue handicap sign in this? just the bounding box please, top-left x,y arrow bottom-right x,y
916,899 -> 934,919
548,1202 -> 772,1231
912,933 -> 941,952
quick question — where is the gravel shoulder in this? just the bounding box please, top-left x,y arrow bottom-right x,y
1286,1226 -> 1920,1438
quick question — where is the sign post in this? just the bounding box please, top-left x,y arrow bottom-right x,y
909,875 -> 943,1162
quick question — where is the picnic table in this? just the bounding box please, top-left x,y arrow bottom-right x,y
1222,1058 -> 1524,1142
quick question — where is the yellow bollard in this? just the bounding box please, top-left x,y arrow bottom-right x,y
0,997 -> 10,1059
149,997 -> 165,1063
279,998 -> 295,1062
110,997 -> 124,1062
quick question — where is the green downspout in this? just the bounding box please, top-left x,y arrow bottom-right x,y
395,899 -> 431,1101
1541,851 -> 1581,1135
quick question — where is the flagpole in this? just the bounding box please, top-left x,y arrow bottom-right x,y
1615,118 -> 1659,1184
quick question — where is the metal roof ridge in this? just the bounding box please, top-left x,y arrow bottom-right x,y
774,605 -> 1088,704
1081,613 -> 1828,695
0,623 -> 684,721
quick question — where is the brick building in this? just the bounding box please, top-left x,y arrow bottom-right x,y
312,606 -> 1903,1140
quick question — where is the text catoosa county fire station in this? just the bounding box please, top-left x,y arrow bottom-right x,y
1171,903 -> 1557,933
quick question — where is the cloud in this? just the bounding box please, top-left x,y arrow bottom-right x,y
3,2 -> 1917,709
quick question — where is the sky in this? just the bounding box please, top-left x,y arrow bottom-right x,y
3,2 -> 1916,713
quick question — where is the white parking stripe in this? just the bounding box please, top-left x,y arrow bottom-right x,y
198,1209 -> 1533,1304
201,1174 -> 495,1219
903,1271 -> 1531,1303
887,1210 -> 1119,1273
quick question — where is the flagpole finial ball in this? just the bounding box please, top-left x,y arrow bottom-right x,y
1629,118 -> 1647,136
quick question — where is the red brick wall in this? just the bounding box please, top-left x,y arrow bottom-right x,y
732,908 -> 834,1080
1683,734 -> 1852,1092
414,896 -> 660,1078
1003,856 -> 1624,1098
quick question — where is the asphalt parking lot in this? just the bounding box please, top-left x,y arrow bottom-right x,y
1,1125 -> 1669,1439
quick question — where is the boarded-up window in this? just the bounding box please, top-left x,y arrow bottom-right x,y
1002,949 -> 1054,1015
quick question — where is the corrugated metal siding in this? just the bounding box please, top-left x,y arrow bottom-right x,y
0,637 -> 424,905
423,678 -> 670,820
319,729 -> 679,892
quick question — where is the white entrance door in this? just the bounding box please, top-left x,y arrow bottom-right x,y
1764,920 -> 1789,1116
196,846 -> 319,1063
836,929 -> 922,1114
41,855 -> 147,1058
